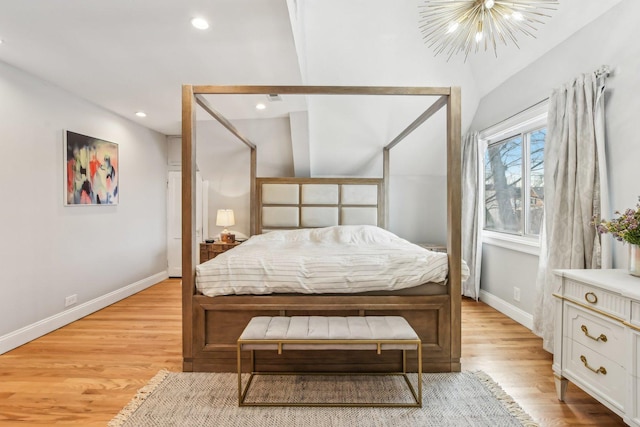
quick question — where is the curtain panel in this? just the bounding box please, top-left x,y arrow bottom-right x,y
461,132 -> 482,300
533,72 -> 608,352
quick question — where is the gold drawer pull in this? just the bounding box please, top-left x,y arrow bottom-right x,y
585,292 -> 598,304
581,325 -> 608,342
580,355 -> 607,375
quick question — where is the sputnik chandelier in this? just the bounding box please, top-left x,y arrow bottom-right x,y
419,0 -> 559,61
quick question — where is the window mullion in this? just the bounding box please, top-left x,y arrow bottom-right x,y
524,132 -> 531,236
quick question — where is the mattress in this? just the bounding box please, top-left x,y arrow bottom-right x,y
196,225 -> 468,297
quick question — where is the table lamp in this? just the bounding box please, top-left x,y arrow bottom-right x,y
216,209 -> 235,243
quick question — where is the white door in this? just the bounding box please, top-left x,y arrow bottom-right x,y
167,171 -> 206,277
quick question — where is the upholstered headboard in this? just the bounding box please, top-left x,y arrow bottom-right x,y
255,177 -> 384,234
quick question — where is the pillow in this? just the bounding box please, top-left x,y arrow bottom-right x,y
246,225 -> 402,245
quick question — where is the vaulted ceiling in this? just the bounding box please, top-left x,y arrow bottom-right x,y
0,0 -> 624,175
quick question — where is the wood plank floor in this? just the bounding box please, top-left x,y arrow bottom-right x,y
0,279 -> 626,426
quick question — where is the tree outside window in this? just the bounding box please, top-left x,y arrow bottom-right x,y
484,128 -> 545,237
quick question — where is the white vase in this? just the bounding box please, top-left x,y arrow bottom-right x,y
630,244 -> 640,277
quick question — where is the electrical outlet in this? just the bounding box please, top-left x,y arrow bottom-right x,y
513,287 -> 521,302
65,294 -> 77,307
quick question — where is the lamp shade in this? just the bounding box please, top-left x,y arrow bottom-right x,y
216,209 -> 235,227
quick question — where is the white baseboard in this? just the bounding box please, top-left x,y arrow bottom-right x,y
0,271 -> 169,355
479,289 -> 534,330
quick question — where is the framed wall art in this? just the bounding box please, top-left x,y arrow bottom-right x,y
64,130 -> 119,205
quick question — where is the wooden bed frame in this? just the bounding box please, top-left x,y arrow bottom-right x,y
181,85 -> 462,373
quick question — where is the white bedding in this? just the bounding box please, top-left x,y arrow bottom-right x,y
196,225 -> 469,297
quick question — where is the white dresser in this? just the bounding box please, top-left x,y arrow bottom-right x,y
554,269 -> 640,426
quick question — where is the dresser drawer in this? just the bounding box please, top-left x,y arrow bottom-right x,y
564,302 -> 625,366
563,339 -> 625,411
563,278 -> 628,320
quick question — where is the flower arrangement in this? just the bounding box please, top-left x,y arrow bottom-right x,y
595,197 -> 640,246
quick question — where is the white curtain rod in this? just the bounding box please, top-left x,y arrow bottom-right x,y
480,65 -> 612,134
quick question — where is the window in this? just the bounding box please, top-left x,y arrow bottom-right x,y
484,127 -> 546,237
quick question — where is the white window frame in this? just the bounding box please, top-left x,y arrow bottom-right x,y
479,101 -> 548,256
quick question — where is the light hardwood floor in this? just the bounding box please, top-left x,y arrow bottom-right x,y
0,279 -> 626,426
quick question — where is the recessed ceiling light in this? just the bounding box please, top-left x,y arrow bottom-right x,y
256,103 -> 266,110
135,111 -> 147,117
191,17 -> 209,30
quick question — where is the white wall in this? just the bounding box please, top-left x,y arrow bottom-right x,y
0,60 -> 168,352
289,111 -> 310,177
470,0 -> 640,317
388,107 -> 449,244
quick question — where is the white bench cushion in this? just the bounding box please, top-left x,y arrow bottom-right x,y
238,316 -> 419,351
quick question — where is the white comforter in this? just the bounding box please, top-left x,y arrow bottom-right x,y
196,225 -> 468,297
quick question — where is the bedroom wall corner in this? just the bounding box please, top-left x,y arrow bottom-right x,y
0,60 -> 169,352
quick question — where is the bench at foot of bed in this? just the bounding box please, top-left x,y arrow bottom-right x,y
236,316 -> 422,407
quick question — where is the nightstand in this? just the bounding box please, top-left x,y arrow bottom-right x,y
200,241 -> 241,263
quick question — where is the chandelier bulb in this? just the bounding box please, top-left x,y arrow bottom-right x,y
475,19 -> 483,42
484,0 -> 495,9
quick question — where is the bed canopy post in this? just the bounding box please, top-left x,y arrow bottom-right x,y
383,148 -> 390,227
181,84 -> 197,370
249,148 -> 256,235
446,86 -> 462,368
381,91 -> 461,369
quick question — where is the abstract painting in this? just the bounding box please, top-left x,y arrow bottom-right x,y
64,130 -> 119,205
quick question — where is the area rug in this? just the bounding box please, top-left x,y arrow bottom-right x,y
109,371 -> 538,427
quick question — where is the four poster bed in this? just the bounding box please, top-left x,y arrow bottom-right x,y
181,85 -> 462,373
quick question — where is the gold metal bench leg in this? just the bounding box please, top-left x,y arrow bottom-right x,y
237,343 -> 242,405
237,343 -> 256,406
418,343 -> 422,407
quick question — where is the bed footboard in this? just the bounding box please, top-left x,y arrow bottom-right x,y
183,294 -> 458,373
